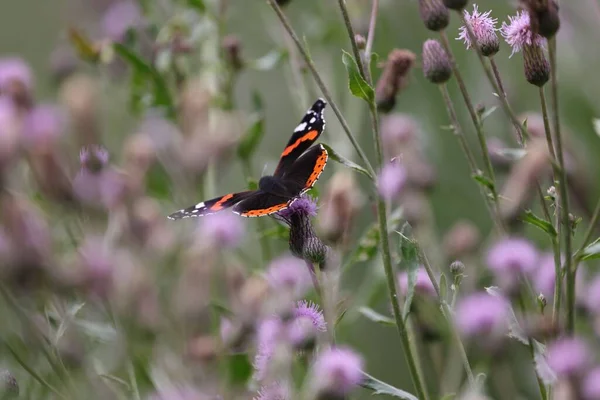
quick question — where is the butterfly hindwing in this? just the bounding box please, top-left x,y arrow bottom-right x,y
273,99 -> 327,177
232,191 -> 290,218
281,144 -> 328,193
168,191 -> 255,220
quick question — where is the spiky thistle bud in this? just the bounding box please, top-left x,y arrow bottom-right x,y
450,260 -> 466,276
418,0 -> 450,31
422,39 -> 453,84
443,0 -> 468,10
375,49 -> 416,113
521,0 -> 560,38
523,43 -> 550,87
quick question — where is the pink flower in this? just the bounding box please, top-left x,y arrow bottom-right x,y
198,212 -> 245,248
456,292 -> 509,337
254,382 -> 290,400
277,195 -> 317,220
397,267 -> 436,297
293,300 -> 326,333
377,161 -> 407,201
546,337 -> 591,378
311,347 -> 364,396
486,237 -> 538,287
457,4 -> 500,56
501,11 -> 546,57
265,255 -> 312,298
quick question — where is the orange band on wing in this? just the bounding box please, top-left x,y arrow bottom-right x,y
305,150 -> 328,188
280,130 -> 319,157
210,193 -> 234,211
240,203 -> 288,217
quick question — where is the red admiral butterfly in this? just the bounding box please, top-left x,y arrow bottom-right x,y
168,99 -> 328,219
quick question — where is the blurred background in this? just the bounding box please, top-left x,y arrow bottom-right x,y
1,0 -> 600,398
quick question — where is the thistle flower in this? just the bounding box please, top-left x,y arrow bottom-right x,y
254,382 -> 290,400
293,300 -> 327,333
520,0 -> 560,38
457,5 -> 500,57
77,236 -> 114,298
546,337 -> 591,378
310,347 -> 364,397
422,39 -> 453,84
456,292 -> 509,337
278,195 -> 318,220
523,42 -> 550,87
22,104 -> 66,150
0,57 -> 33,108
265,255 -> 312,299
287,316 -> 318,351
397,267 -> 436,298
418,0 -> 450,32
374,49 -> 416,113
377,160 -> 407,201
198,212 -> 245,249
486,237 -> 538,288
500,11 -> 545,58
583,368 -> 600,400
102,0 -> 144,42
0,97 -> 19,171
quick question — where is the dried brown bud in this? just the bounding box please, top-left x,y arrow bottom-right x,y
521,0 -> 560,38
222,35 -> 243,71
443,0 -> 468,10
449,260 -> 466,276
418,0 -> 450,31
523,44 -> 550,87
443,220 -> 480,259
375,49 -> 416,113
422,39 -> 452,84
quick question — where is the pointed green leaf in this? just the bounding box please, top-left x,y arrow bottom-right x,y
358,307 -> 395,327
228,353 -> 253,385
361,372 -> 418,400
321,143 -> 373,180
521,210 -> 557,237
341,50 -> 374,103
439,274 -> 448,302
472,173 -> 495,193
581,238 -> 600,261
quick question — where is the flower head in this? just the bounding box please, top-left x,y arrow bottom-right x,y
533,252 -> 559,298
22,105 -> 65,149
583,368 -> 600,400
0,57 -> 33,106
102,0 -> 144,42
377,160 -> 407,201
418,0 -> 450,32
456,292 -> 509,337
398,267 -> 436,298
78,236 -> 113,297
375,49 -> 416,113
546,337 -> 591,378
79,145 -> 110,172
198,212 -> 244,248
293,300 -> 326,333
277,195 -> 317,220
287,316 -> 318,350
486,237 -> 538,287
265,255 -> 312,298
254,382 -> 290,400
501,11 -> 546,57
457,5 -> 500,57
422,39 -> 453,84
311,347 -> 364,397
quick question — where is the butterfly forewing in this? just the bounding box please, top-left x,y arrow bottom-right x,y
273,98 -> 327,177
232,191 -> 290,217
168,191 -> 255,220
282,144 -> 328,193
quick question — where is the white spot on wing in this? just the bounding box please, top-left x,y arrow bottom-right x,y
310,117 -> 316,123
294,122 -> 307,132
195,202 -> 205,209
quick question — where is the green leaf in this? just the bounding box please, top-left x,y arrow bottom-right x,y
439,274 -> 448,302
237,94 -> 265,160
349,224 -> 379,265
361,372 -> 418,400
398,226 -> 419,322
228,353 -> 253,385
581,238 -> 600,261
187,0 -> 206,12
113,42 -> 175,119
358,307 -> 395,327
472,173 -> 495,193
478,105 -> 498,122
249,49 -> 288,71
321,143 -> 373,180
521,210 -> 557,237
246,178 -> 259,191
341,50 -> 374,103
145,163 -> 172,200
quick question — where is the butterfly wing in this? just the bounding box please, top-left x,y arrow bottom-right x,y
232,191 -> 291,218
281,144 -> 328,194
168,191 -> 255,220
273,98 -> 327,178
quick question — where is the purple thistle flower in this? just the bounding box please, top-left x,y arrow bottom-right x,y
102,0 -> 144,42
293,300 -> 327,333
456,292 -> 509,337
265,255 -> 312,298
257,317 -> 284,347
457,5 -> 500,57
311,347 -> 364,397
0,97 -> 19,167
398,267 -> 436,297
0,57 -> 33,93
287,315 -> 318,349
253,382 -> 290,400
78,236 -> 113,298
22,105 -> 66,149
377,160 -> 407,201
533,252 -> 558,298
80,145 -> 110,171
277,195 -> 317,220
486,237 -> 538,287
501,11 -> 546,57
198,212 -> 244,248
253,317 -> 284,382
546,337 -> 591,378
583,368 -> 600,400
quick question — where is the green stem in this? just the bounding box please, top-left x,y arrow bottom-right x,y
548,38 -> 574,333
265,0 -> 375,178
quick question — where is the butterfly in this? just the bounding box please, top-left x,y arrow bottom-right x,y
167,98 -> 328,220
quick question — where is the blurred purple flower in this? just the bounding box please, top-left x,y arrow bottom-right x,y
456,292 -> 509,337
398,267 -> 436,297
146,386 -> 206,400
199,212 -> 244,248
287,315 -> 318,349
311,347 -> 364,397
377,161 -> 407,201
102,0 -> 144,42
0,57 -> 33,93
501,11 -> 545,57
22,105 -> 66,149
380,113 -> 417,148
254,381 -> 290,400
586,274 -> 600,314
546,337 -> 591,378
257,317 -> 283,348
265,255 -> 312,298
457,5 -> 499,56
277,195 -> 317,220
80,145 -> 109,170
486,237 -> 538,285
0,97 -> 19,166
533,252 -> 558,298
583,368 -> 600,400
78,236 -> 113,297
293,300 -> 326,333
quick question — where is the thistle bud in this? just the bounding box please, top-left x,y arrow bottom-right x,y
418,0 -> 450,32
422,39 -> 452,84
443,0 -> 468,10
0,57 -> 33,110
521,0 -> 560,38
374,49 -> 416,113
222,35 -> 244,71
523,44 -> 550,87
354,34 -> 366,50
450,260 -> 466,276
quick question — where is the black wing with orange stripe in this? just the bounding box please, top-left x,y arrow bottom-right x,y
281,144 -> 328,192
232,191 -> 290,218
167,191 -> 255,220
273,98 -> 327,178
